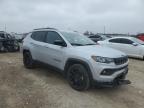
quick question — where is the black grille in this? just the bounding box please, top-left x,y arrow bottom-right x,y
114,56 -> 128,65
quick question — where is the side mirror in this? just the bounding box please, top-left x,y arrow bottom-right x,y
54,40 -> 67,47
132,43 -> 138,46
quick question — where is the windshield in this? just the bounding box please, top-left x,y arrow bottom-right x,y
133,38 -> 144,45
61,32 -> 96,46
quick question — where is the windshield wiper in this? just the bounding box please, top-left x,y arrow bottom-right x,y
84,43 -> 96,46
71,43 -> 84,46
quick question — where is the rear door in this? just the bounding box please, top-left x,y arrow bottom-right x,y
42,31 -> 67,69
30,31 -> 47,62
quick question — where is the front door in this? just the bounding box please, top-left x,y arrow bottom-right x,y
42,31 -> 67,70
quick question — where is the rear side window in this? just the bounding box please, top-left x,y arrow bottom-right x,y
31,31 -> 47,42
109,38 -> 121,43
45,31 -> 63,44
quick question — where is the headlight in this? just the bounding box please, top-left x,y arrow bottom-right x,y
91,56 -> 114,63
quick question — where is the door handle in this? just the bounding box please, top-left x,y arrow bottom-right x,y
30,42 -> 36,46
44,45 -> 49,48
30,42 -> 34,45
30,42 -> 40,47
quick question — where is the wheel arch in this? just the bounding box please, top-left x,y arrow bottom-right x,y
64,58 -> 93,82
23,49 -> 30,54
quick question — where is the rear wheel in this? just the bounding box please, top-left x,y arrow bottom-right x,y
67,64 -> 90,91
23,51 -> 35,68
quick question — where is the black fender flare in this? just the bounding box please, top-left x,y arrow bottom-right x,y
64,58 -> 94,83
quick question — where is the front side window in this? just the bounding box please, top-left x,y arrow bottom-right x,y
31,31 -> 47,42
120,39 -> 133,44
61,32 -> 96,46
45,31 -> 64,45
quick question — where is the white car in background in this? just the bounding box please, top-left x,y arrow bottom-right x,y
98,37 -> 144,60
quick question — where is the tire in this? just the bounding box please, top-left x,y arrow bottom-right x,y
67,64 -> 90,91
23,51 -> 35,69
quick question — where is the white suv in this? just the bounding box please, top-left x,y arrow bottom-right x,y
22,28 -> 130,91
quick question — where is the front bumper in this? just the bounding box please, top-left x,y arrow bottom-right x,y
92,69 -> 131,87
89,57 -> 129,82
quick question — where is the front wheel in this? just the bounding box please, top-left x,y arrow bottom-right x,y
67,64 -> 90,91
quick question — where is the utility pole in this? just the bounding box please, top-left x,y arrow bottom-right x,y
104,26 -> 106,34
4,24 -> 6,32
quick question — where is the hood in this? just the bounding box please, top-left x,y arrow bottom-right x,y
74,45 -> 126,58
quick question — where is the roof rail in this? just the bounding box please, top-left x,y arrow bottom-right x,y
34,27 -> 57,30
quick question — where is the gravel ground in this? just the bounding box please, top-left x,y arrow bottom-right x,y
0,52 -> 144,108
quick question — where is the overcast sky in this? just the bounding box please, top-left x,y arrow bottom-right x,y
0,0 -> 144,34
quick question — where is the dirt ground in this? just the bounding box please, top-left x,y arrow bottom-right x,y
0,52 -> 144,108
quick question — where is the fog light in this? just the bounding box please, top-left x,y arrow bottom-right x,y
101,69 -> 115,76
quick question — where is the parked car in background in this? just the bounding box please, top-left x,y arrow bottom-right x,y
12,34 -> 23,42
88,34 -> 111,42
22,28 -> 130,91
98,37 -> 144,60
136,33 -> 144,41
0,31 -> 19,52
